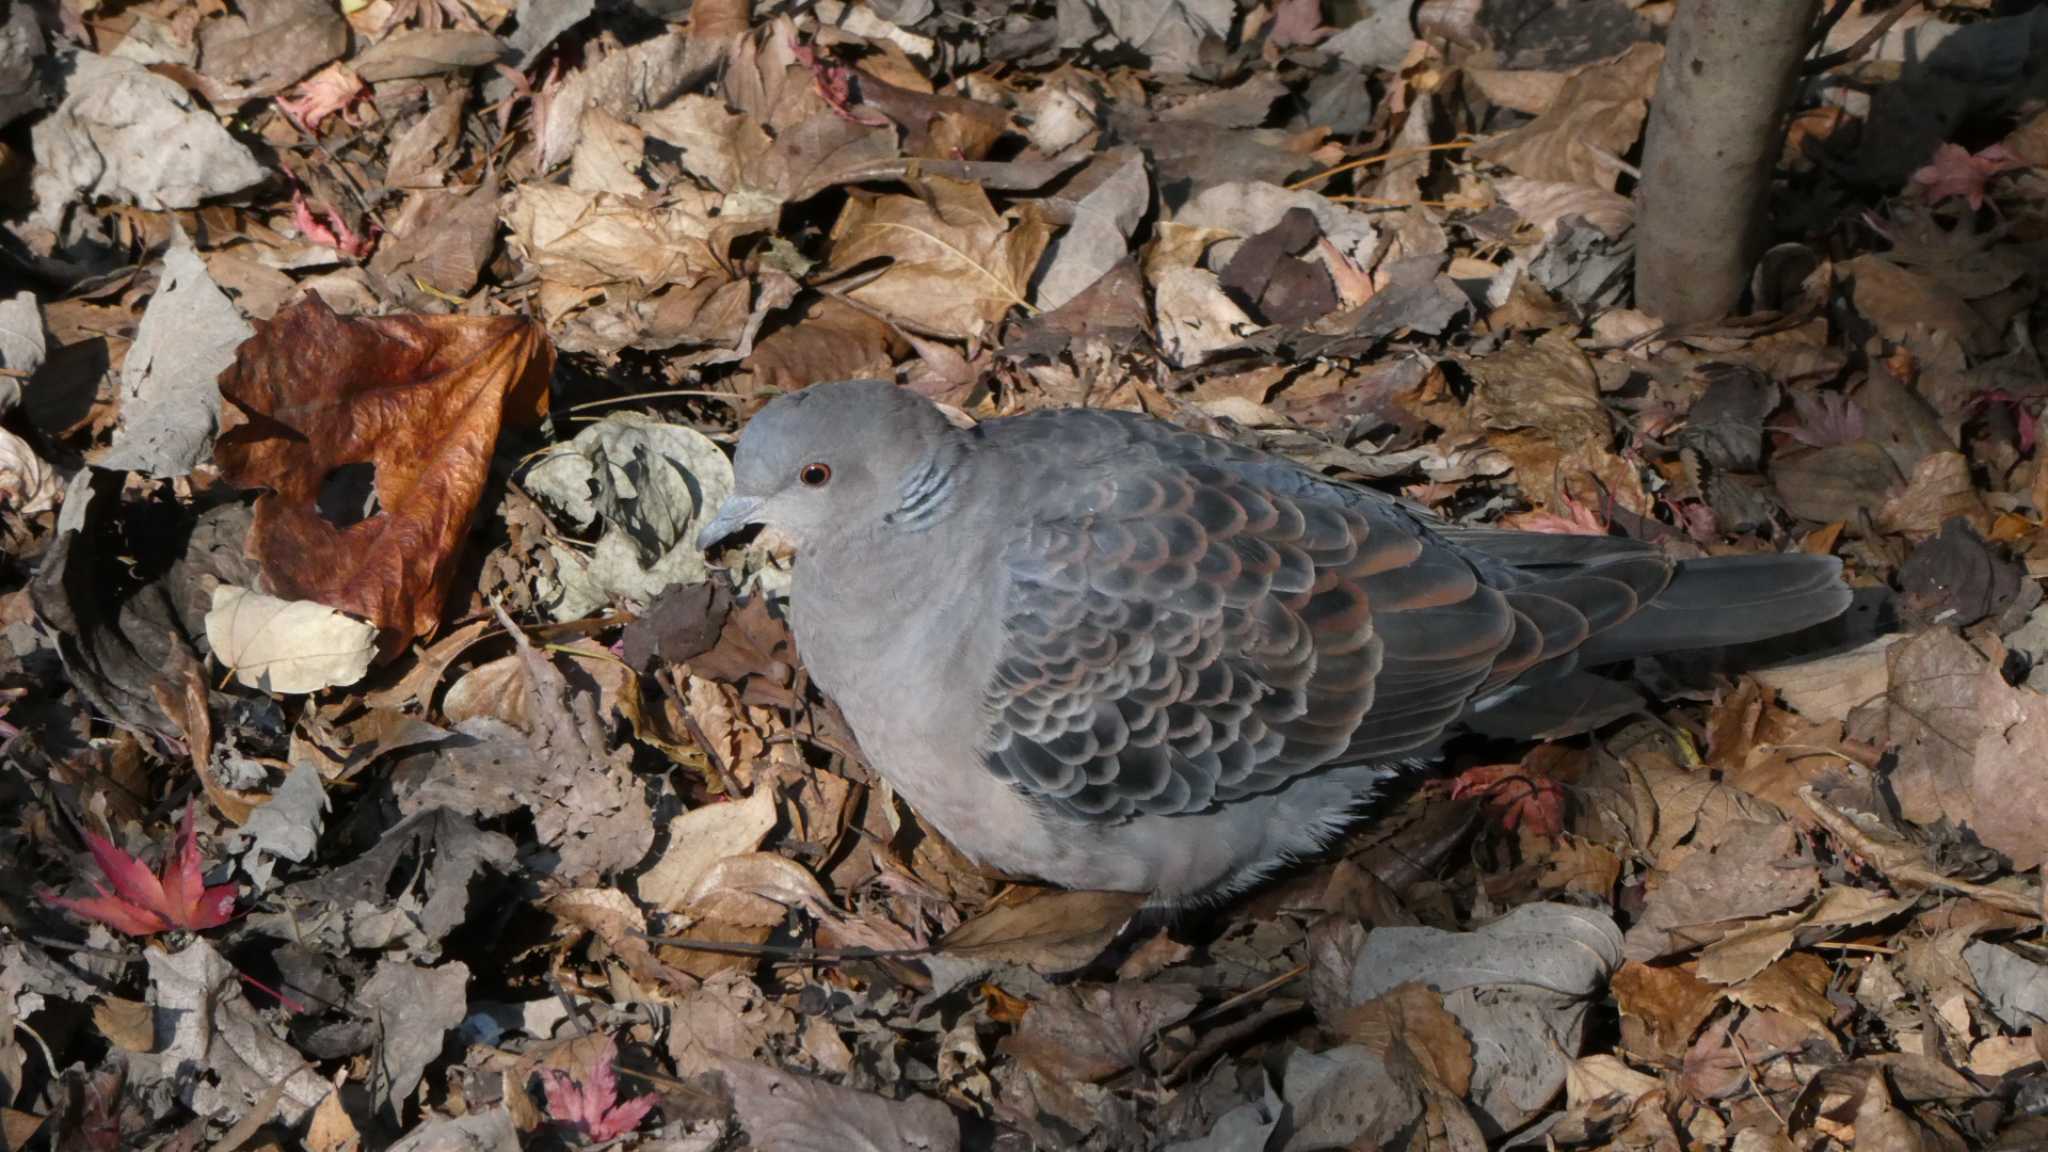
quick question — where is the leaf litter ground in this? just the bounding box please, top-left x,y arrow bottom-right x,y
1,1 -> 2046,1150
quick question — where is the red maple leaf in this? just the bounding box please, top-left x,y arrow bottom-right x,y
538,1034 -> 656,1143
1908,142 -> 2025,211
1446,762 -> 1567,838
45,805 -> 237,936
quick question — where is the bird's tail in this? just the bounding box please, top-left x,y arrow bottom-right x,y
1572,553 -> 1853,665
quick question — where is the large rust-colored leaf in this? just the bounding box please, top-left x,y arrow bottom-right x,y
215,293 -> 552,656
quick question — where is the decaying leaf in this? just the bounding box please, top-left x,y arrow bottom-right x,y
215,293 -> 553,658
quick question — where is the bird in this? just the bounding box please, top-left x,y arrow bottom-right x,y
697,380 -> 1853,904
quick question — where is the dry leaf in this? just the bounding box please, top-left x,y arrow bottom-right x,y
1469,43 -> 1664,191
215,293 -> 553,658
825,177 -> 1053,341
636,788 -> 781,912
205,585 -> 378,695
937,888 -> 1144,972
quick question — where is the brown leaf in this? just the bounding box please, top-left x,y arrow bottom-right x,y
1469,43 -> 1664,191
718,1058 -> 959,1152
502,183 -> 750,355
1845,255 -> 2003,358
1876,452 -> 1990,540
1340,982 -> 1475,1097
215,294 -> 552,657
1880,628 -> 2048,868
1004,983 -> 1199,1082
825,177 -> 1054,341
937,888 -> 1145,973
195,0 -> 348,96
739,296 -> 904,394
1624,820 -> 1820,963
368,185 -> 501,304
1612,959 -> 1723,1063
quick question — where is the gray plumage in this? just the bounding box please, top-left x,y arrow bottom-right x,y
698,380 -> 1852,902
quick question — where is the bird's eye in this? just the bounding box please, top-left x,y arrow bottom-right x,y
798,462 -> 832,487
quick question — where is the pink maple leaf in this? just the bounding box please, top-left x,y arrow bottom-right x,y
1500,490 -> 1608,535
278,63 -> 371,134
44,804 -> 236,937
1269,0 -> 1332,48
789,36 -> 889,127
538,1034 -> 657,1143
291,191 -> 376,260
1908,142 -> 2025,211
1779,389 -> 1865,448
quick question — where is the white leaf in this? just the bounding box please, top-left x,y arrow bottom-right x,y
205,585 -> 377,695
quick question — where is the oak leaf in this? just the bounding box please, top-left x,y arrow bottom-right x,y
215,293 -> 552,657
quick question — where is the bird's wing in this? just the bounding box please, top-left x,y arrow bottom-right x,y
976,411 -> 1670,823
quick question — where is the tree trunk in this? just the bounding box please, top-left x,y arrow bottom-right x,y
1633,0 -> 1823,326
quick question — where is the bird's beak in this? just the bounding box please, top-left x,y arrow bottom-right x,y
697,495 -> 765,551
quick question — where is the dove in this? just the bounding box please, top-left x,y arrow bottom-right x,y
698,380 -> 1852,903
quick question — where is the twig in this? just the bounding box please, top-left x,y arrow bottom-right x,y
1732,1024 -> 1789,1131
633,931 -> 929,961
1803,0 -> 1923,74
663,672 -> 748,799
563,390 -> 751,413
1326,196 -> 1450,209
1287,138 -> 1482,191
612,1062 -> 726,1104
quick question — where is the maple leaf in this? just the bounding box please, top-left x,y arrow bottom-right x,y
278,62 -> 370,134
789,36 -> 889,127
538,1034 -> 657,1143
290,191 -> 376,260
1908,142 -> 2024,211
1446,763 -> 1566,838
214,293 -> 554,658
45,805 -> 236,936
1780,389 -> 1864,448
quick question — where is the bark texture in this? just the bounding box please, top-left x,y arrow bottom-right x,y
1634,0 -> 1823,325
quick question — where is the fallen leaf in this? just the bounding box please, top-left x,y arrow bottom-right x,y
358,959 -> 469,1122
719,1058 -> 960,1152
636,787 -> 781,912
205,585 -> 378,695
28,53 -> 264,223
522,414 -> 734,617
937,888 -> 1145,973
0,427 -> 56,515
44,805 -> 236,937
214,293 -> 553,658
1469,43 -> 1664,191
99,229 -> 255,478
825,177 -> 1053,341
1909,142 -> 2024,211
501,182 -> 747,355
196,0 -> 349,96
1883,629 -> 2048,870
537,1033 -> 655,1142
1006,983 -> 1199,1082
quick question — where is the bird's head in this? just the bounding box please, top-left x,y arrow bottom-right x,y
698,379 -> 961,552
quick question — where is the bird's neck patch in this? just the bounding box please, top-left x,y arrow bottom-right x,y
888,442 -> 965,530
